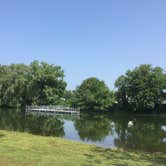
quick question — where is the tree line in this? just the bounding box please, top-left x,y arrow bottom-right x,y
0,61 -> 165,112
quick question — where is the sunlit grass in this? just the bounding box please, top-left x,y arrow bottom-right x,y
0,130 -> 165,166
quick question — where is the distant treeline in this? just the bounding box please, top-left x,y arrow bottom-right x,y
0,61 -> 165,112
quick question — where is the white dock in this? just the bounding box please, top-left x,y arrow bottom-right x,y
26,105 -> 80,114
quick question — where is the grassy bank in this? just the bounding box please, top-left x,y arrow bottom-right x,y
0,130 -> 165,166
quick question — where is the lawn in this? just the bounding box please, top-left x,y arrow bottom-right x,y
0,130 -> 165,166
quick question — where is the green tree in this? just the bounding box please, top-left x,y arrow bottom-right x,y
75,77 -> 115,111
0,64 -> 29,107
60,90 -> 76,106
115,64 -> 166,111
0,61 -> 67,107
27,61 -> 67,105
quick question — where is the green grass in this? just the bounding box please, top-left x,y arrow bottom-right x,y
0,130 -> 165,166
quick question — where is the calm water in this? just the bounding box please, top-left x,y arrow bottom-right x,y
0,109 -> 166,153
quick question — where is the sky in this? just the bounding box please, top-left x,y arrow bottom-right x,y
0,0 -> 166,90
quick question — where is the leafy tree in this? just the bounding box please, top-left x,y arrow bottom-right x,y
60,90 -> 76,106
75,77 -> 115,111
27,61 -> 67,105
0,64 -> 29,107
0,61 -> 67,107
115,65 -> 166,111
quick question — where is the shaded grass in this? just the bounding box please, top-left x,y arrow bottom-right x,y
0,130 -> 165,166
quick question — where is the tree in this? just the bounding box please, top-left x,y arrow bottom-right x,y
0,64 -> 29,107
61,90 -> 76,106
27,61 -> 67,105
115,64 -> 166,111
75,77 -> 115,111
0,61 -> 67,107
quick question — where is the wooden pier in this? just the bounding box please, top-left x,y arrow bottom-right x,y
26,105 -> 80,114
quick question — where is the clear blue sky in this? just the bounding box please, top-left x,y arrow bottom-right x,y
0,0 -> 166,90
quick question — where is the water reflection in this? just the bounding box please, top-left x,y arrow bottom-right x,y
0,109 -> 25,132
74,112 -> 113,141
113,115 -> 166,152
25,114 -> 64,137
0,109 -> 64,137
0,109 -> 166,152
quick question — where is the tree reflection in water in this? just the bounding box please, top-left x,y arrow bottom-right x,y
113,115 -> 166,152
0,109 -> 65,137
0,109 -> 166,152
26,114 -> 64,137
74,112 -> 114,141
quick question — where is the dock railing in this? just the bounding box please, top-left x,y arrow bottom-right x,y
26,105 -> 80,114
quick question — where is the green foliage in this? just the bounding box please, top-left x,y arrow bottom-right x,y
0,64 -> 29,107
0,61 -> 165,112
0,61 -> 66,107
115,64 -> 166,111
75,77 -> 115,111
61,90 -> 76,106
27,61 -> 66,105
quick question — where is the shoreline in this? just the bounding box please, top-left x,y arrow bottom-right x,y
0,130 -> 165,166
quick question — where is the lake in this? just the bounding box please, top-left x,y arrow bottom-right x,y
0,109 -> 166,153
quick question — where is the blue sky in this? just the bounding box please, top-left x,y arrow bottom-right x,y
0,0 -> 166,90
